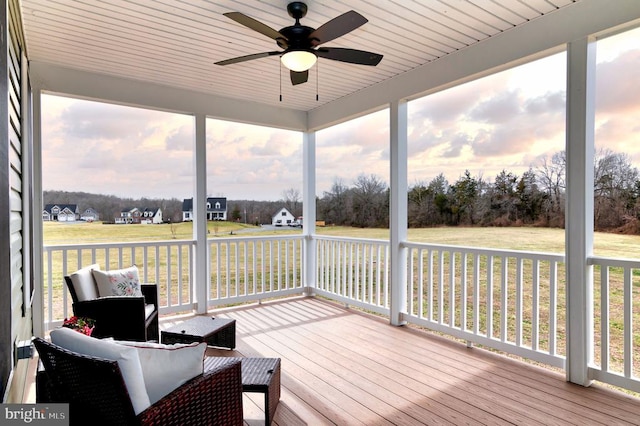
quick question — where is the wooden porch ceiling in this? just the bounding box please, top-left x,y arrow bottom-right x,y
21,1 -> 640,131
19,0 -> 574,112
181,297 -> 640,425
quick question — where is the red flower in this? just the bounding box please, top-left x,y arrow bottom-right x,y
62,316 -> 96,336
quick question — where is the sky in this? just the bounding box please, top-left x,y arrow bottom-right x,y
42,27 -> 640,201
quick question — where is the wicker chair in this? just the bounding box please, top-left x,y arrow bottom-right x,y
64,275 -> 159,342
34,338 -> 244,426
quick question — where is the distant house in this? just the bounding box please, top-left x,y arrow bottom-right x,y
43,204 -> 79,222
80,208 -> 99,222
272,207 -> 295,227
141,207 -> 162,224
115,207 -> 162,224
115,207 -> 141,224
182,198 -> 227,221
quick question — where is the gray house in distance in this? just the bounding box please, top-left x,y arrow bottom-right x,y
42,204 -> 79,222
182,197 -> 227,221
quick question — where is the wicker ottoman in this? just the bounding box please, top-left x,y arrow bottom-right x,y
161,316 -> 236,349
205,357 -> 281,425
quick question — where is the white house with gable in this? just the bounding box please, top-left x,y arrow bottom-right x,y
272,207 -> 295,226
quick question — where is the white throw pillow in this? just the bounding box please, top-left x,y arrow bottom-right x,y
93,265 -> 143,297
116,340 -> 206,404
49,327 -> 151,414
68,263 -> 100,301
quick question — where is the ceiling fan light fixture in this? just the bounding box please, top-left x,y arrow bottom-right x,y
281,50 -> 317,72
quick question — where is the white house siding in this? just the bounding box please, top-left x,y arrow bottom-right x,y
272,208 -> 295,226
4,0 -> 32,402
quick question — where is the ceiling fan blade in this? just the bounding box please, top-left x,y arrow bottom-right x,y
215,51 -> 281,66
316,47 -> 383,66
290,70 -> 309,85
223,12 -> 286,42
309,11 -> 368,47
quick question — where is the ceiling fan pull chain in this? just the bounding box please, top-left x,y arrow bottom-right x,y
316,61 -> 319,101
280,60 -> 283,102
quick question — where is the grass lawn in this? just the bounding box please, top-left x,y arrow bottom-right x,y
44,221 -> 640,259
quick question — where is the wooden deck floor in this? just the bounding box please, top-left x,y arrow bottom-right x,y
161,297 -> 640,426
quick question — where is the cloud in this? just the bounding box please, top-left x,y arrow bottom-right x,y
596,49 -> 640,113
40,30 -> 640,201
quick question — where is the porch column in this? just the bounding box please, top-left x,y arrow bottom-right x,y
389,100 -> 408,326
302,131 -> 317,295
193,114 -> 208,314
32,89 -> 44,337
565,36 -> 596,386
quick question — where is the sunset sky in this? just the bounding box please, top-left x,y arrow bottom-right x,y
42,27 -> 640,201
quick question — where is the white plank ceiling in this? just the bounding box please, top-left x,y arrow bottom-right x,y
20,0 -> 579,113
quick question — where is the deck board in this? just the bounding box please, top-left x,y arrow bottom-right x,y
173,296 -> 640,425
25,296 -> 640,424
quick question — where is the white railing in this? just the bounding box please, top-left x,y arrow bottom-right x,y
43,240 -> 196,330
402,242 -> 566,368
41,235 -> 640,394
589,256 -> 640,393
315,236 -> 390,316
207,235 -> 306,306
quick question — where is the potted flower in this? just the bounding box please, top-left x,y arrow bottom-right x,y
62,316 -> 96,336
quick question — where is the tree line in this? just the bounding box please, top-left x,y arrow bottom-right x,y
317,149 -> 640,234
44,148 -> 640,234
42,191 -> 300,226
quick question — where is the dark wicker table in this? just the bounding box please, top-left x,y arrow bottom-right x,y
161,316 -> 236,349
205,357 -> 281,426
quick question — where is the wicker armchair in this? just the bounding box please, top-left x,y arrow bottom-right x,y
64,275 -> 159,342
34,337 -> 243,426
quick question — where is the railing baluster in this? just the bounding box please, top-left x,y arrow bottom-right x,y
473,254 -> 480,335
532,259 -> 540,351
487,255 -> 494,339
500,256 -> 508,343
428,249 -> 433,321
438,251 -> 444,324
601,265 -> 609,372
549,260 -> 557,356
449,251 -> 456,327
461,252 -> 468,332
515,257 -> 523,347
624,266 -> 632,378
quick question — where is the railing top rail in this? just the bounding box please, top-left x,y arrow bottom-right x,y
207,234 -> 305,244
588,255 -> 640,268
313,235 -> 390,245
44,239 -> 197,251
401,240 -> 564,261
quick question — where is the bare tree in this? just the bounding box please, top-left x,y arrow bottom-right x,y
351,174 -> 388,227
282,188 -> 301,217
535,151 -> 566,226
594,148 -> 639,229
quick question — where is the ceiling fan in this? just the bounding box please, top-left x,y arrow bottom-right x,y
215,2 -> 383,86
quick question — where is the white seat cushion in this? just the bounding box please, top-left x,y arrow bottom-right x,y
116,340 -> 206,404
93,265 -> 143,297
68,263 -> 100,301
50,327 -> 151,414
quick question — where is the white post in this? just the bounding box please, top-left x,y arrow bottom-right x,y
21,50 -> 33,331
302,131 -> 316,295
32,88 -> 44,337
193,114 -> 208,314
390,100 -> 408,326
565,36 -> 595,386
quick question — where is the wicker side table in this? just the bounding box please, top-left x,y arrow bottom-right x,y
205,357 -> 281,426
161,316 -> 236,349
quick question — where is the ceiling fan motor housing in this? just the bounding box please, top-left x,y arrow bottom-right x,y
287,2 -> 308,20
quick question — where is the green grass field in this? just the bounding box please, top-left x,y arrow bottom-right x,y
43,221 -> 640,258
